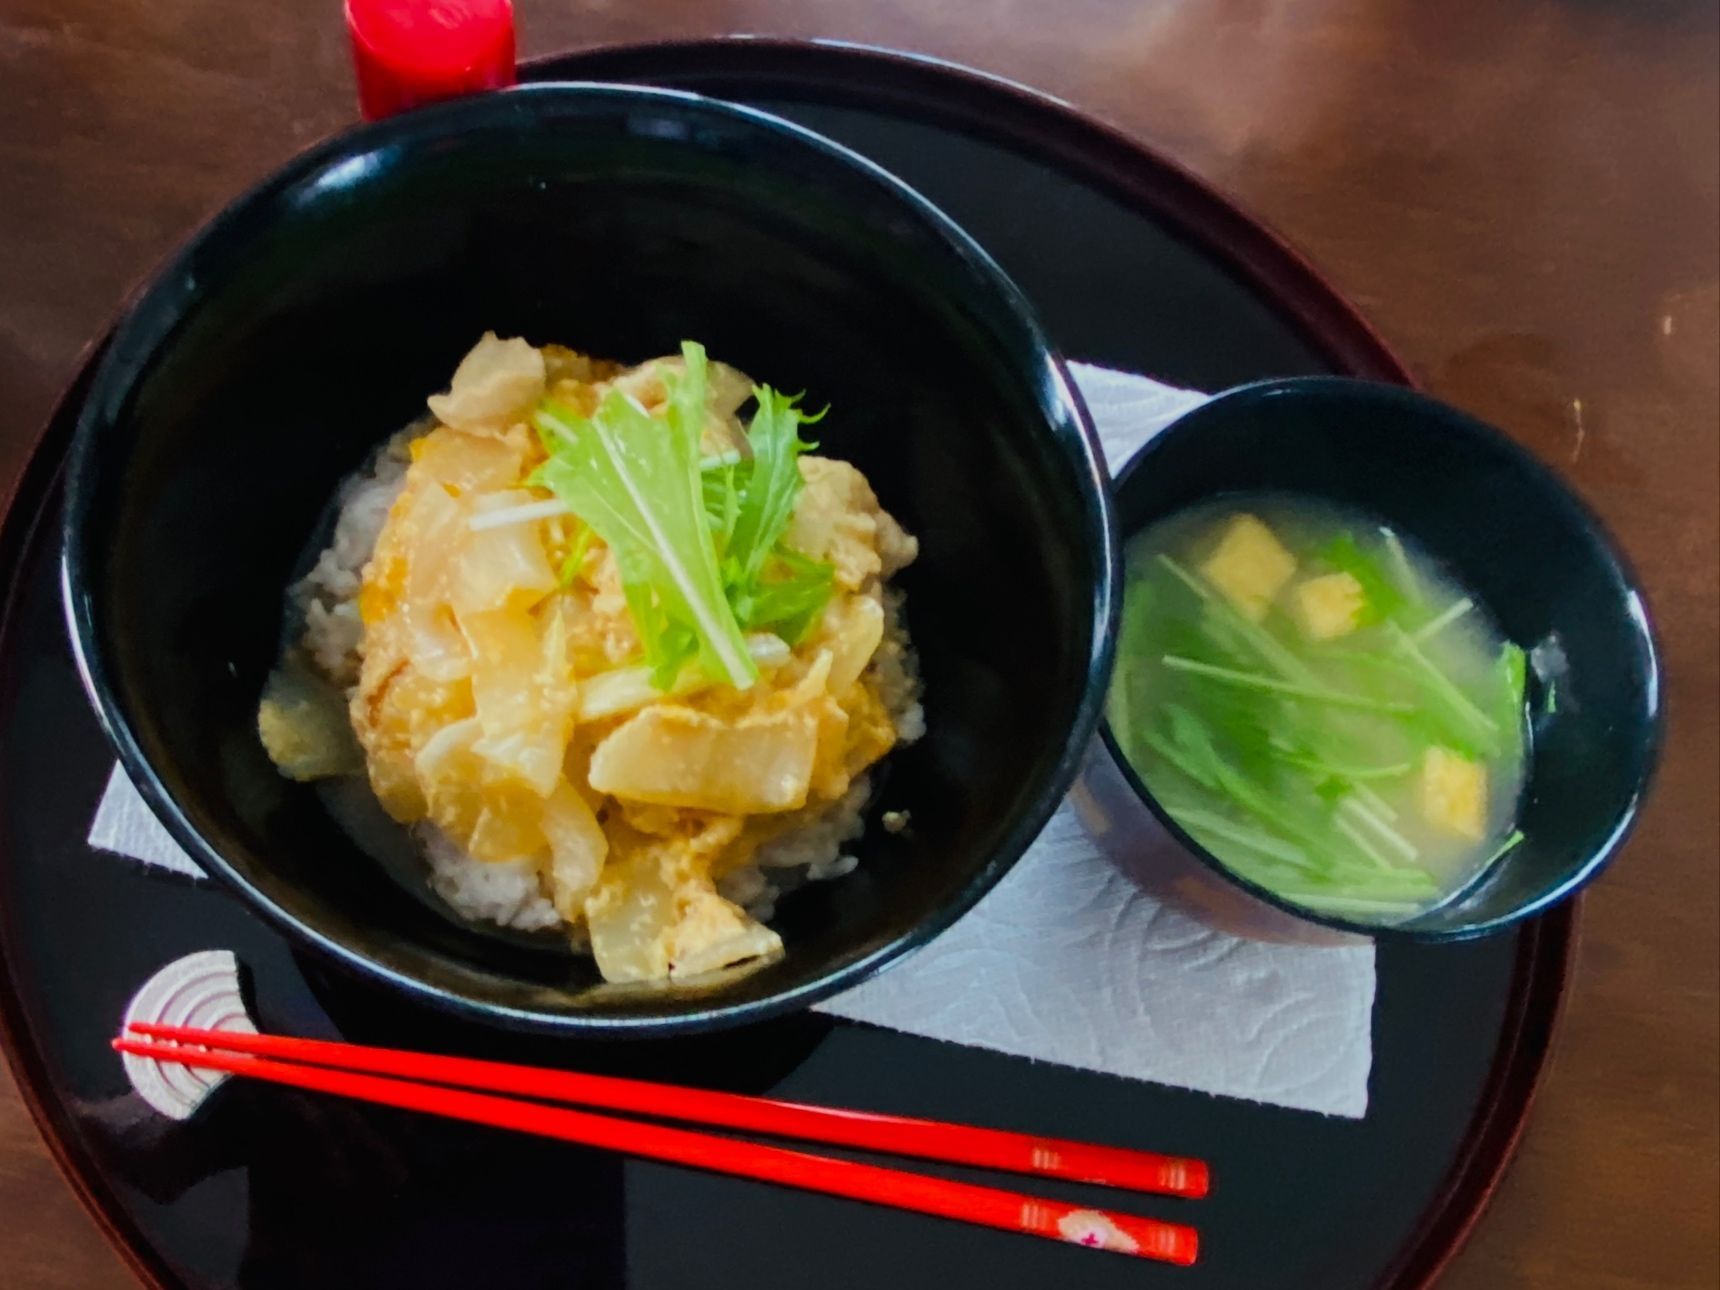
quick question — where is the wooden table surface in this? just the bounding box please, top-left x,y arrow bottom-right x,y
1,1 -> 1715,1285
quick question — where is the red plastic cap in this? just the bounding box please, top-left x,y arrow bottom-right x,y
345,0 -> 516,121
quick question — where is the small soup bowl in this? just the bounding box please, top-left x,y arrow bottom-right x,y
1079,377 -> 1662,944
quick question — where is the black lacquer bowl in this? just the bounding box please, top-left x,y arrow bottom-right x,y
1086,377 -> 1661,943
61,83 -> 1113,1034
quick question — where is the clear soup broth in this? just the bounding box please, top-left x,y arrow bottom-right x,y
1109,495 -> 1528,925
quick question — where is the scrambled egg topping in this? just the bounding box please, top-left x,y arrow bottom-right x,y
346,335 -> 917,983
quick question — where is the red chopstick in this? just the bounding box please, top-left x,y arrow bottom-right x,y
116,1036 -> 1197,1265
125,1022 -> 1207,1199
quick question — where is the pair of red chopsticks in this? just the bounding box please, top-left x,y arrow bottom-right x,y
116,1022 -> 1205,1265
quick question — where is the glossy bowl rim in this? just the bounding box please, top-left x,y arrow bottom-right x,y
1097,375 -> 1664,942
60,80 -> 1117,1034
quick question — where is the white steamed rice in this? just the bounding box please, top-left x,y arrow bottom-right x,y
293,427 -> 417,689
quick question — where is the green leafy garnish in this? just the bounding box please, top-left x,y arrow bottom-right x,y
1410,596 -> 1474,644
1380,527 -> 1425,607
715,387 -> 833,640
1386,622 -> 1503,757
1483,828 -> 1525,868
1155,554 -> 1316,684
1162,654 -> 1415,714
533,342 -> 757,691
722,387 -> 823,593
744,550 -> 836,644
532,341 -> 836,691
1497,642 -> 1528,731
702,456 -> 742,552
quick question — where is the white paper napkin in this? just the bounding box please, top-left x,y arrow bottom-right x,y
86,362 -> 1375,1118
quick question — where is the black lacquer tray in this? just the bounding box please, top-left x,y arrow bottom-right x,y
0,39 -> 1569,1290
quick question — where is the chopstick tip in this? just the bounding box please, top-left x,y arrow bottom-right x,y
1170,1229 -> 1200,1266
1184,1160 -> 1212,1199
1145,1222 -> 1200,1266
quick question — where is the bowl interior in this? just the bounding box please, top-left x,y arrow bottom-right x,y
1108,378 -> 1660,938
65,85 -> 1111,1029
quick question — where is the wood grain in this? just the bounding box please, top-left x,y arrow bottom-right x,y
1,1 -> 1714,1286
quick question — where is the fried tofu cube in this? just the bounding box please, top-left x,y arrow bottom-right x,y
1419,747 -> 1487,840
1292,571 -> 1366,640
1199,514 -> 1297,621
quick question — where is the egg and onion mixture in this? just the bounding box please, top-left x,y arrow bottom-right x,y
260,334 -> 920,984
